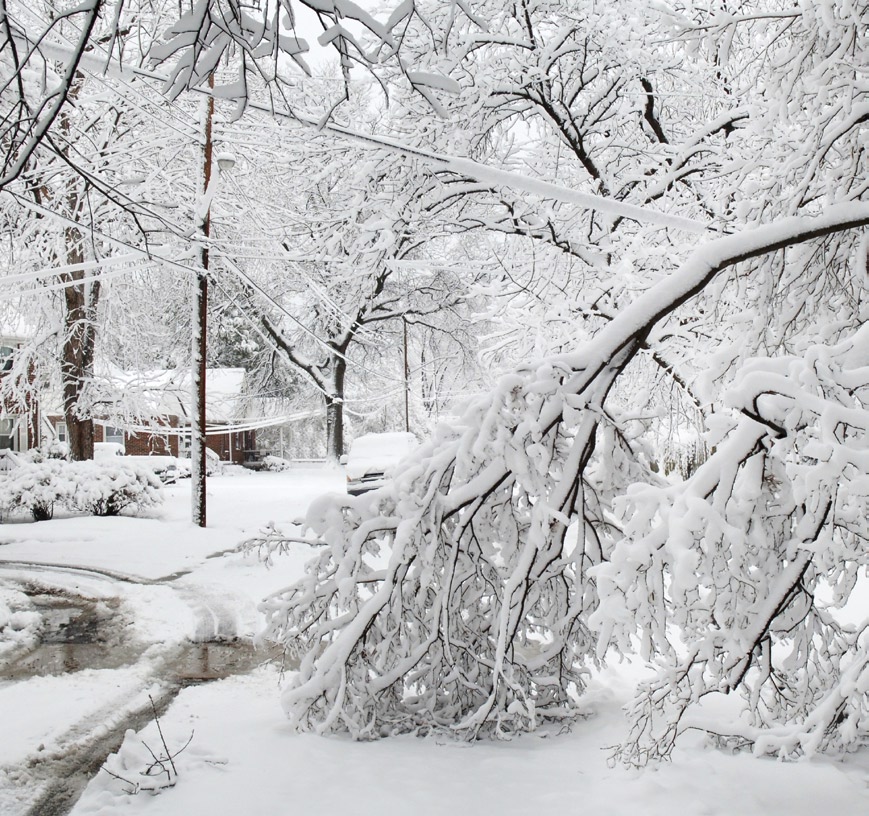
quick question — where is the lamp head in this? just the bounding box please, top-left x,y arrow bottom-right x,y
216,152 -> 236,173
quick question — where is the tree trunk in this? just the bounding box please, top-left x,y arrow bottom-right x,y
324,355 -> 346,463
56,80 -> 98,461
61,224 -> 98,461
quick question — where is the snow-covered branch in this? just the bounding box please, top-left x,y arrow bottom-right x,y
261,201 -> 869,740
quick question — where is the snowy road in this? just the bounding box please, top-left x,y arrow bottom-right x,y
0,468 -> 345,815
0,561 -> 269,814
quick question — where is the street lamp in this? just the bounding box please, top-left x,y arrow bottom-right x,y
216,152 -> 236,173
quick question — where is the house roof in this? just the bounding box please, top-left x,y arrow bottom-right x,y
0,331 -> 30,346
108,367 -> 248,424
43,367 -> 250,426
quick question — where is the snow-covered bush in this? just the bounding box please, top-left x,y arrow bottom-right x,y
19,440 -> 70,463
68,462 -> 163,517
262,455 -> 292,472
0,459 -> 72,520
0,460 -> 163,520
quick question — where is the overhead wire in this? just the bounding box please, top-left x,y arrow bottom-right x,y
2,192 -> 416,396
2,15 -> 477,409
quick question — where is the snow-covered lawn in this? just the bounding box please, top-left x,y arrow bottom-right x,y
76,665 -> 869,816
1,466 -> 868,816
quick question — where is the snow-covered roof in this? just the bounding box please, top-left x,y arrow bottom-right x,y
0,331 -> 30,346
42,368 -> 250,425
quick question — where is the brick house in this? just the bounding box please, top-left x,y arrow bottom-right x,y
47,416 -> 180,456
0,335 -> 40,455
42,368 -> 258,464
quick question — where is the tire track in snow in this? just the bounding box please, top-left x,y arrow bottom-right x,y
0,561 -> 269,815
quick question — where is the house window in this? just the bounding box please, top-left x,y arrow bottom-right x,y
0,417 -> 18,450
178,430 -> 191,458
56,422 -> 68,443
0,345 -> 13,373
105,425 -> 125,446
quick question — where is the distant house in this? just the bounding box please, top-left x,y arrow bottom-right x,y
0,334 -> 39,455
46,416 -> 180,457
37,367 -> 260,464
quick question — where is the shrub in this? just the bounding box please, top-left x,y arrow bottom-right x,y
20,441 -> 70,463
0,460 -> 163,521
0,460 -> 72,521
262,455 -> 292,472
69,461 -> 163,516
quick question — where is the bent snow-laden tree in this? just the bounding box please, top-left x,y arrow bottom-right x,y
596,322 -> 869,764
260,203 -> 869,740
259,1 -> 869,756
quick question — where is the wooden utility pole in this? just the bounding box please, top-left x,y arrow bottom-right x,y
192,77 -> 214,527
403,317 -> 410,433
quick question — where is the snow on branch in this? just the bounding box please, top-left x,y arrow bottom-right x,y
598,323 -> 869,764
260,205 -> 869,741
291,117 -> 716,234
0,0 -> 102,189
261,365 -> 633,738
148,0 -> 459,118
240,521 -> 324,568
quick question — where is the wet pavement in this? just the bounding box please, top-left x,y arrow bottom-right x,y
0,581 -> 286,816
0,585 -> 281,684
1,592 -> 139,680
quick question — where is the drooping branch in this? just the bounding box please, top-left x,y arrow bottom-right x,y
261,204 -> 869,740
601,321 -> 869,763
0,0 -> 103,189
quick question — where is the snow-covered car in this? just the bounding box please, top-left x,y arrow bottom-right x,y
122,455 -> 181,483
94,442 -> 124,460
159,462 -> 179,484
343,432 -> 417,495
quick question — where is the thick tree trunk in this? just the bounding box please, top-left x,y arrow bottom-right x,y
61,314 -> 97,460
324,355 -> 346,463
64,412 -> 95,461
61,225 -> 98,461
56,85 -> 98,462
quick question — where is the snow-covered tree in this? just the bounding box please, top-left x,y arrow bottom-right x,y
0,8 -> 206,457
258,0 -> 869,759
4,0 -> 869,765
0,0 -> 462,189
212,104 -> 487,460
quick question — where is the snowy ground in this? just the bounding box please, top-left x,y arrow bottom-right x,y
1,466 -> 868,815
